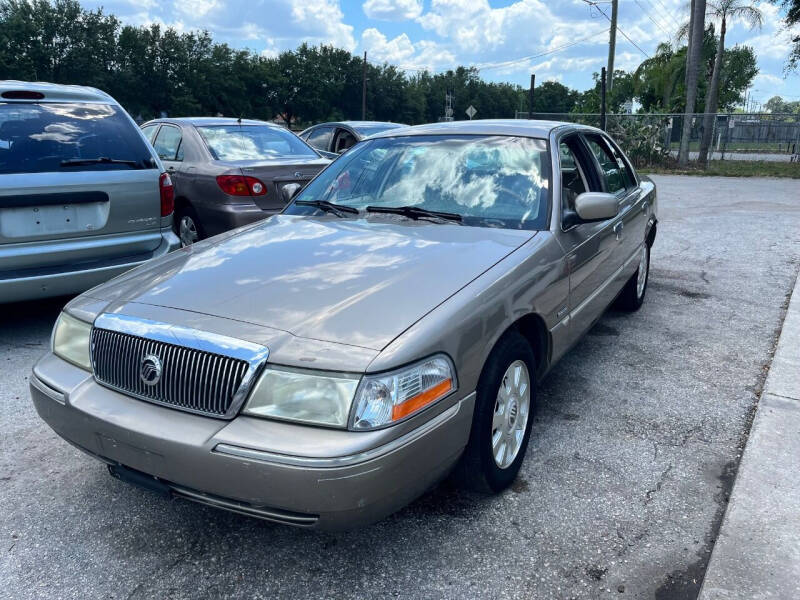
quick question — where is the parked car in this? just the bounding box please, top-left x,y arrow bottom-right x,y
31,119 -> 657,530
0,81 -> 179,303
141,117 -> 330,246
299,120 -> 406,155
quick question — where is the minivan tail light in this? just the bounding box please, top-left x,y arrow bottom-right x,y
216,175 -> 267,197
159,172 -> 175,216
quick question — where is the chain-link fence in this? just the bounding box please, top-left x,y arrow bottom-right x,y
515,112 -> 800,165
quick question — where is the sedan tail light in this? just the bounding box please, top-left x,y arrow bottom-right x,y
159,172 -> 175,216
216,175 -> 267,197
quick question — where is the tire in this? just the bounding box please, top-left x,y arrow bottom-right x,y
615,242 -> 650,312
455,331 -> 536,493
175,205 -> 204,247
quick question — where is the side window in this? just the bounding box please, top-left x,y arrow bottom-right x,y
584,135 -> 626,194
152,125 -> 182,161
334,129 -> 357,153
559,138 -> 589,217
141,124 -> 159,144
604,136 -> 636,189
306,126 -> 334,152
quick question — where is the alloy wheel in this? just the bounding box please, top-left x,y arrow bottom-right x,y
491,359 -> 531,469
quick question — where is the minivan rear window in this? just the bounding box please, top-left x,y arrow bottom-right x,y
0,102 -> 155,174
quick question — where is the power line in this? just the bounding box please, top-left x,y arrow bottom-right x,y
372,27 -> 610,74
477,28 -> 611,71
582,0 -> 651,58
642,0 -> 683,29
632,0 -> 674,38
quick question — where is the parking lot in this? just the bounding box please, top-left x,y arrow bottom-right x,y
1,174 -> 798,599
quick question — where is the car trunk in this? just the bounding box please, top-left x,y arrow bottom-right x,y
0,170 -> 163,271
219,157 -> 328,211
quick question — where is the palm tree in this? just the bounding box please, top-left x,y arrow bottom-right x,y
678,0 -> 706,167
697,0 -> 762,164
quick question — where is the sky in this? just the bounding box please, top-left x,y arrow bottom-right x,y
81,0 -> 800,108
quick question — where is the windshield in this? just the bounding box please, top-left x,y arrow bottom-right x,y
0,102 -> 154,174
286,134 -> 550,230
197,125 -> 318,160
352,124 -> 405,137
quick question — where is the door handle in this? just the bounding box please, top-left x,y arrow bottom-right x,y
613,221 -> 623,240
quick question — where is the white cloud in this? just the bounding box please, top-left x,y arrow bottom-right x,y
361,28 -> 456,71
362,0 -> 422,21
290,0 -> 357,51
175,0 -> 220,18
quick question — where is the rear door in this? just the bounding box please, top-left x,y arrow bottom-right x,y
0,101 -> 163,271
151,123 -> 185,191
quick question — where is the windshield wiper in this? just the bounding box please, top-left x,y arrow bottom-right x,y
366,205 -> 462,223
294,199 -> 359,217
60,157 -> 142,168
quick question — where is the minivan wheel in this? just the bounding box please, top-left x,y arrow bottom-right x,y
176,208 -> 202,247
456,331 -> 536,493
615,243 -> 650,311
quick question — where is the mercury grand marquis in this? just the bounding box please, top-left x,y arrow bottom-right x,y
31,119 -> 657,530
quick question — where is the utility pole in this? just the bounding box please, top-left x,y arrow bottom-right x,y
600,67 -> 607,131
361,51 -> 367,120
528,74 -> 535,118
606,0 -> 618,93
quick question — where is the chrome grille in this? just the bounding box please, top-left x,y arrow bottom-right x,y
91,328 -> 250,417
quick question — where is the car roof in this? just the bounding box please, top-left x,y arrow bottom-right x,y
146,117 -> 283,128
368,119 -> 597,139
0,80 -> 115,104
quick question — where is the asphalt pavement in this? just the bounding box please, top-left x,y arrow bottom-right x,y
2,175 -> 799,599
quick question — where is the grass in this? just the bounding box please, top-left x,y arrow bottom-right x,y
640,160 -> 800,179
668,141 -> 797,154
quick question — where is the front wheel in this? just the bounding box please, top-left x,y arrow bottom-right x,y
456,331 -> 536,493
616,243 -> 650,311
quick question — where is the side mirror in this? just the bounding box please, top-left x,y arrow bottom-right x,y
574,192 -> 619,222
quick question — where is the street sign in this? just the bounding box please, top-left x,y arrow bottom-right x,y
466,105 -> 477,120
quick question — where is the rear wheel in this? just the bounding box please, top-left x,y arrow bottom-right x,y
175,206 -> 203,247
616,242 -> 650,311
456,331 -> 536,493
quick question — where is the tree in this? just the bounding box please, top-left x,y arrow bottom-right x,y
765,95 -> 800,113
698,0 -> 762,164
679,0 -> 707,166
769,0 -> 800,70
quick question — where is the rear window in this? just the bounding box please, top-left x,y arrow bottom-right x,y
0,102 -> 155,174
197,125 -> 318,160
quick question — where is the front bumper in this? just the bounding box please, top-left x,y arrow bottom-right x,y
30,353 -> 474,530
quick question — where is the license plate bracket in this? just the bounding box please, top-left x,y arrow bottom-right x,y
108,464 -> 172,497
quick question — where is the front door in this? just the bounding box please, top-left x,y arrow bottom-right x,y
555,134 -> 622,346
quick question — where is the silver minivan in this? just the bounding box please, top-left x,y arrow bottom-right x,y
0,81 -> 179,303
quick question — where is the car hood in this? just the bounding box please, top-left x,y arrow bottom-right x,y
87,215 -> 535,351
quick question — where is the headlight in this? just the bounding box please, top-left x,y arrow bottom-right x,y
351,355 -> 456,430
243,366 -> 360,427
52,312 -> 92,371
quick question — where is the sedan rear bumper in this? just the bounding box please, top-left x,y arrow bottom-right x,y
30,353 -> 474,530
195,202 -> 278,237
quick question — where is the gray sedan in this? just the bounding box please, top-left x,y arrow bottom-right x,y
299,120 -> 406,155
141,117 -> 329,246
31,119 -> 657,530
